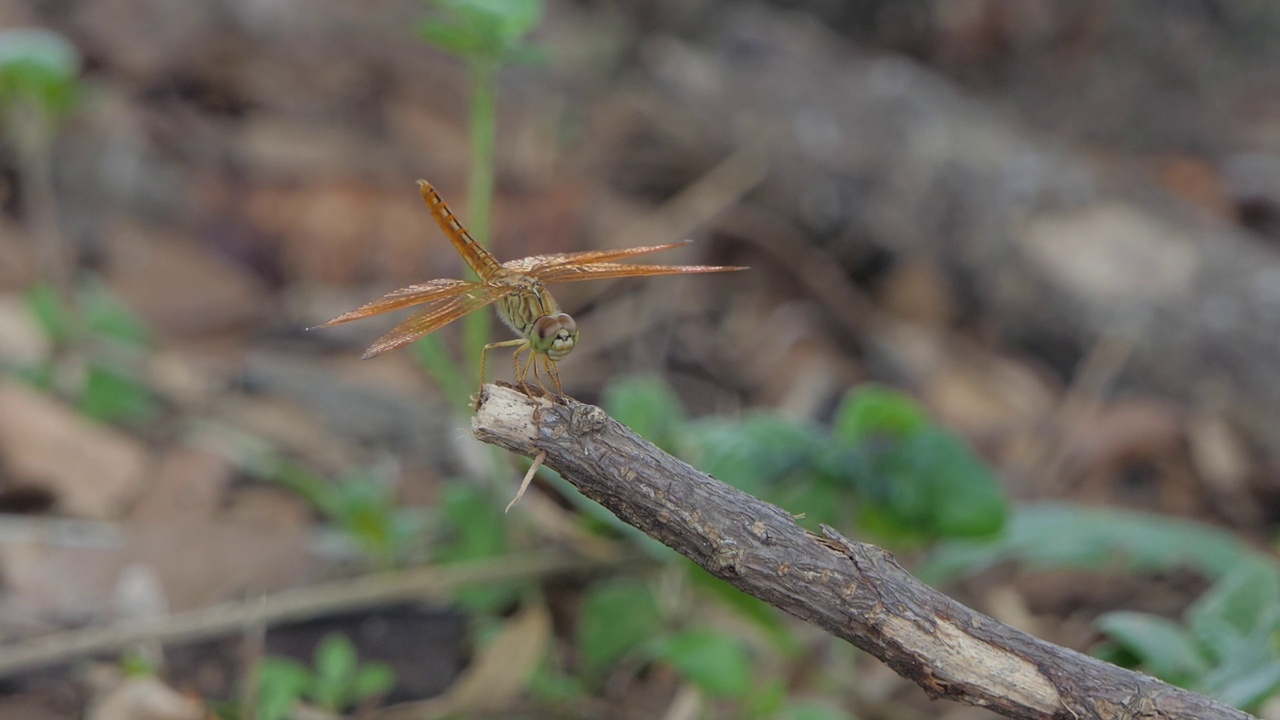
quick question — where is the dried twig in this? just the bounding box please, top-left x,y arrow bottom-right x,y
472,384 -> 1255,720
0,551 -> 635,678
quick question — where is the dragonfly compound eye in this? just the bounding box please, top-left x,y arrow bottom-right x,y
535,313 -> 578,359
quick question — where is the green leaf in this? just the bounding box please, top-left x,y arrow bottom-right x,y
601,375 -> 686,452
687,414 -> 818,494
653,630 -> 753,698
419,18 -> 495,64
0,29 -> 80,118
901,428 -> 1005,538
438,481 -> 507,560
407,334 -> 472,414
1199,625 -> 1280,710
24,281 -> 72,345
774,474 -> 849,530
1189,559 -> 1280,642
328,474 -> 404,565
12,362 -> 54,390
79,278 -> 148,346
420,0 -> 543,61
832,385 -> 930,443
437,481 -> 515,611
1095,611 -> 1208,682
1207,658 -> 1280,711
919,502 -> 1265,586
79,364 -> 158,425
118,650 -> 157,677
742,677 -> 788,717
255,658 -> 311,720
312,634 -> 358,709
351,663 -> 397,702
267,461 -> 339,516
578,577 -> 662,679
529,663 -> 585,704
832,427 -> 1005,543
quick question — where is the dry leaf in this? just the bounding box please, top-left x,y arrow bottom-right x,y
0,381 -> 148,519
380,603 -> 551,719
88,676 -> 204,720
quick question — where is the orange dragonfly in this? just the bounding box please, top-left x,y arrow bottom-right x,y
317,181 -> 745,396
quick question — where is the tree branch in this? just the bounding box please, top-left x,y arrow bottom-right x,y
472,384 -> 1255,720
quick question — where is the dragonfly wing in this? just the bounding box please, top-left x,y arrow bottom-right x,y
314,278 -> 479,328
362,286 -> 515,358
505,241 -> 695,274
532,261 -> 747,284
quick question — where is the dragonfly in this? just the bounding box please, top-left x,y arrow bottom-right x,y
316,181 -> 746,398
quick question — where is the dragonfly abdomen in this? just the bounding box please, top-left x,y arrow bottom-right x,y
418,181 -> 505,280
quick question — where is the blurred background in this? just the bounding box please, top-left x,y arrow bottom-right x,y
3,0 -> 1280,718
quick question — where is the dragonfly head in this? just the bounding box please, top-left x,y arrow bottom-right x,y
532,313 -> 578,361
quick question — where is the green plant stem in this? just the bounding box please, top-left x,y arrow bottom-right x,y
410,336 -> 473,412
8,103 -> 72,307
462,57 -> 498,375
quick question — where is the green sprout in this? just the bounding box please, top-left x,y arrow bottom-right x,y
411,0 -> 545,413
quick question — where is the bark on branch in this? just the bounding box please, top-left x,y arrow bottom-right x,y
472,384 -> 1254,720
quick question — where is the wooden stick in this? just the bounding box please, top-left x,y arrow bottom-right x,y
0,550 -> 634,678
472,384 -> 1254,720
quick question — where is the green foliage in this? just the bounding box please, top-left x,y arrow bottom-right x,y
653,630 -> 753,698
823,387 -> 1006,543
577,577 -> 663,680
410,0 -> 544,409
256,658 -> 311,720
832,384 -> 930,440
602,374 -> 687,454
1097,560 -> 1280,711
254,634 -> 395,720
25,280 -> 73,346
580,377 -> 1010,713
0,28 -> 80,128
529,662 -> 586,705
78,277 -> 149,345
118,650 -> 158,677
683,383 -> 1006,544
17,280 -> 159,425
919,502 -> 1261,586
80,364 -> 156,425
691,413 -> 820,496
419,0 -> 544,64
920,502 -> 1280,711
269,462 -> 425,570
435,481 -> 519,612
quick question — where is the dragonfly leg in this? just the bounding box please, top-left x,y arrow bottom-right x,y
517,347 -> 538,396
481,338 -> 525,392
543,355 -> 565,396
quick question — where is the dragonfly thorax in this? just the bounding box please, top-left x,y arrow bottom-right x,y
531,313 -> 578,361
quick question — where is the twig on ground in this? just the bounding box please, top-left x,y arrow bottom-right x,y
472,384 -> 1255,720
0,551 -> 637,678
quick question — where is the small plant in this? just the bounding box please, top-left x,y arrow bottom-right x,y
604,377 -> 1007,546
918,501 -> 1263,585
920,501 -> 1280,712
254,633 -> 396,720
411,0 -> 545,412
1096,559 -> 1280,712
0,29 -> 80,292
268,461 -> 426,570
572,573 -> 854,719
1,30 -> 161,427
17,279 -> 159,425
